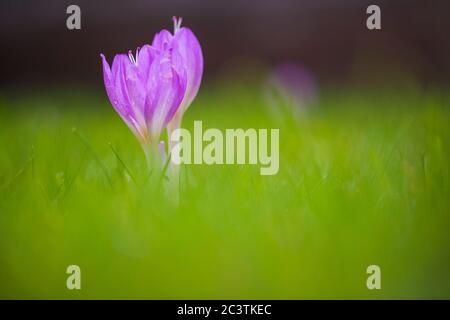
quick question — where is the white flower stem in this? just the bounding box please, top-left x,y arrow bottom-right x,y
142,141 -> 162,176
167,114 -> 183,205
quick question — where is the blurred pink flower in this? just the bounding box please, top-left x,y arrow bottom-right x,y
265,63 -> 318,120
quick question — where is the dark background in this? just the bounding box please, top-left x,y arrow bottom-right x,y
1,0 -> 449,87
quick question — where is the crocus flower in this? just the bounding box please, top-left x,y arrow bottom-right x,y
153,17 -> 203,133
100,17 -> 203,166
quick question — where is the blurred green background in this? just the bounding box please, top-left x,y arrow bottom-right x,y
0,80 -> 449,299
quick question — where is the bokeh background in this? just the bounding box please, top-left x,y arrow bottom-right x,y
1,0 -> 449,88
0,0 -> 449,299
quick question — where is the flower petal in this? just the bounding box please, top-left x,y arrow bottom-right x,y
144,50 -> 187,139
137,44 -> 157,84
151,29 -> 173,51
101,54 -> 143,140
172,27 -> 203,112
102,54 -> 129,119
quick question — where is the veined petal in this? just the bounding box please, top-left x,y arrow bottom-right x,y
101,53 -> 112,84
101,54 -> 144,140
122,54 -> 147,132
111,54 -> 133,117
172,27 -> 203,113
137,44 -> 157,84
151,29 -> 173,51
102,54 -> 129,120
145,50 -> 187,140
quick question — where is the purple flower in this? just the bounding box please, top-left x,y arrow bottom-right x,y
154,18 -> 203,118
100,17 -> 203,146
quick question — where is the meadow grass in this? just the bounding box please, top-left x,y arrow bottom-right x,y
0,82 -> 449,299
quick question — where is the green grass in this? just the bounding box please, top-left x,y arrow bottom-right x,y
0,82 -> 449,299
